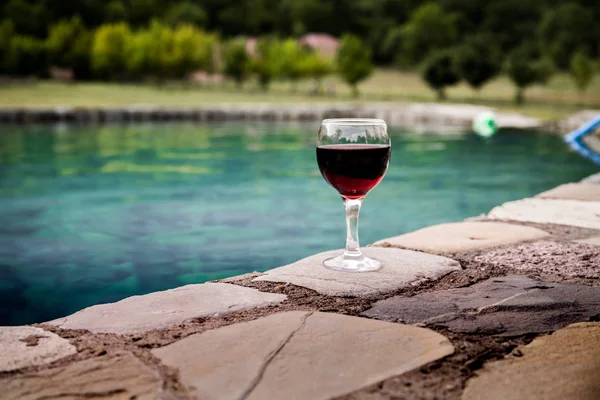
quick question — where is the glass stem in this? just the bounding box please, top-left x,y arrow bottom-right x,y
343,197 -> 362,258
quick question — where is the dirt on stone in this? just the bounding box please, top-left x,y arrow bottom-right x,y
18,334 -> 48,347
473,240 -> 600,281
469,218 -> 600,242
336,329 -> 534,400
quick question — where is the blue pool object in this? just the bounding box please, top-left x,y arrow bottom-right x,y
0,123 -> 596,325
564,115 -> 600,165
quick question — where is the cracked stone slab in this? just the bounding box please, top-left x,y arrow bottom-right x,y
48,282 -> 286,334
536,183 -> 600,201
488,198 -> 600,230
373,222 -> 549,254
153,311 -> 454,400
462,322 -> 600,400
0,326 -> 76,372
576,236 -> 600,246
252,247 -> 461,297
1,351 -> 161,399
474,240 -> 600,279
362,276 -> 600,336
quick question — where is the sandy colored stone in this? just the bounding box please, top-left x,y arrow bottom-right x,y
373,222 -> 549,253
253,247 -> 461,297
576,236 -> 600,246
48,282 -> 286,334
488,198 -> 600,230
462,322 -> 600,400
582,172 -> 600,184
475,240 -> 600,279
1,351 -> 161,399
537,183 -> 600,201
363,276 -> 600,336
153,311 -> 454,400
0,326 -> 76,372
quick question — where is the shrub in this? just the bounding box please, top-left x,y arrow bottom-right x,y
0,20 -> 16,74
570,51 -> 594,93
279,39 -> 309,91
222,39 -> 250,86
91,23 -> 131,80
337,34 -> 373,96
251,38 -> 285,91
8,35 -> 48,76
46,16 -> 92,79
171,25 -> 217,79
299,52 -> 332,94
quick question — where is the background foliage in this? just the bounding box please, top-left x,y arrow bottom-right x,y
0,0 -> 598,102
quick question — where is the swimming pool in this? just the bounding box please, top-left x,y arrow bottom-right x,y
0,122 -> 596,325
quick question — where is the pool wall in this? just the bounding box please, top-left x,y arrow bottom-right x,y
0,103 -> 549,131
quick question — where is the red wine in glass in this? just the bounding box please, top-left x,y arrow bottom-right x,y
316,144 -> 391,199
316,118 -> 391,272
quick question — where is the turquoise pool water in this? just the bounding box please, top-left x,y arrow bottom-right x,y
0,123 -> 596,325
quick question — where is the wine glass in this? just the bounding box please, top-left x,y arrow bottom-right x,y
316,118 -> 391,272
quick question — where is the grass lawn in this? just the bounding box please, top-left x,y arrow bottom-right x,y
1,69 -> 598,121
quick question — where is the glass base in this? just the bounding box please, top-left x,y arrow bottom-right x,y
323,253 -> 382,272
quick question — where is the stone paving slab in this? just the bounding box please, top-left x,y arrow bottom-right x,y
576,236 -> 600,246
253,248 -> 461,297
153,311 -> 454,400
474,240 -> 600,279
536,183 -> 600,201
362,276 -> 600,336
488,198 -> 600,230
2,351 -> 161,399
582,172 -> 600,184
48,282 -> 286,334
0,326 -> 76,372
462,322 -> 600,400
373,222 -> 549,254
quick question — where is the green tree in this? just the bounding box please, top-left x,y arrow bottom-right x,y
336,34 -> 373,97
421,50 -> 460,100
279,38 -> 308,92
104,1 -> 127,22
279,0 -> 335,36
46,16 -> 92,79
91,23 -> 131,80
570,51 -> 594,93
222,39 -> 250,86
1,0 -> 49,37
147,22 -> 177,80
126,22 -> 164,79
8,35 -> 47,76
0,20 -> 15,74
538,3 -> 597,70
171,25 -> 216,79
299,52 -> 332,95
164,2 -> 207,28
126,0 -> 160,27
352,0 -> 413,64
506,45 -> 553,104
250,38 -> 283,91
401,3 -> 457,66
482,0 -> 540,53
454,35 -> 501,91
